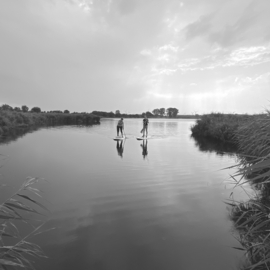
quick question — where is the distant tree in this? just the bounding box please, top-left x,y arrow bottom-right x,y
21,105 -> 29,112
64,110 -> 70,114
52,110 -> 62,113
31,107 -> 41,113
160,108 -> 165,116
14,107 -> 21,112
1,104 -> 13,111
166,107 -> 179,118
115,110 -> 120,115
152,109 -> 160,116
146,111 -> 153,118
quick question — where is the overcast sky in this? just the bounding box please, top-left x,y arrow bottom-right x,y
1,0 -> 270,114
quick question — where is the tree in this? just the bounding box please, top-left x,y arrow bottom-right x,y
31,107 -> 41,113
14,107 -> 21,112
145,111 -> 153,117
1,104 -> 13,111
52,110 -> 62,113
160,108 -> 165,116
115,110 -> 120,115
152,109 -> 160,116
166,107 -> 179,118
22,105 -> 29,112
64,110 -> 70,114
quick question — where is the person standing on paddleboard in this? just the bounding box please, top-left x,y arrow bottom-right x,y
141,115 -> 149,137
117,118 -> 124,137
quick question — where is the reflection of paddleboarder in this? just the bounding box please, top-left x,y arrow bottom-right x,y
116,140 -> 124,158
140,140 -> 148,159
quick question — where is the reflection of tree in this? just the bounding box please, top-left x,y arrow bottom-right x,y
191,135 -> 237,157
116,140 -> 124,158
0,127 -> 39,145
140,140 -> 148,159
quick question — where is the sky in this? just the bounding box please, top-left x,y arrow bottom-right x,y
0,0 -> 270,114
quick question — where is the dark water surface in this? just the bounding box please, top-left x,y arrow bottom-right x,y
0,119 -> 248,270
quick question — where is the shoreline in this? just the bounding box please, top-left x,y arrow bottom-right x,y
0,110 -> 100,137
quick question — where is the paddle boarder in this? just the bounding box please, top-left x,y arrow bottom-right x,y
117,118 -> 124,137
141,115 -> 149,137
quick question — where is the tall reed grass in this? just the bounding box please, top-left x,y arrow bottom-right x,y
227,111 -> 270,270
0,177 -> 51,269
0,110 -> 100,136
191,113 -> 257,144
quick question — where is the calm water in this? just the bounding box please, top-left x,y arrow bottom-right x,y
0,119 -> 248,270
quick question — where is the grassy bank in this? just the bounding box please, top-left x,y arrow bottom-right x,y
0,110 -> 100,136
191,112 -> 270,268
190,113 -> 262,145
226,112 -> 270,269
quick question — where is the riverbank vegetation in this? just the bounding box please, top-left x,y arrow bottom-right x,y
0,177 -> 50,269
0,104 -> 100,136
190,113 -> 267,146
225,112 -> 270,269
191,111 -> 270,268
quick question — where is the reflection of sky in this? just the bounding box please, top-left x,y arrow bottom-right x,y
0,119 -> 248,270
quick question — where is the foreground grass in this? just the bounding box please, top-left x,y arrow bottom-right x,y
0,110 -> 100,136
0,177 -> 52,269
226,111 -> 270,269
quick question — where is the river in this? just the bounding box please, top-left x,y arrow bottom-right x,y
0,118 -> 248,270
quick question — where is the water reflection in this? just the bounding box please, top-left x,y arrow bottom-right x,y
192,135 -> 237,156
116,140 -> 125,158
0,119 -> 247,270
152,121 -> 165,129
140,140 -> 148,159
0,127 -> 38,145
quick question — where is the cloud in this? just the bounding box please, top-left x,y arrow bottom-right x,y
183,0 -> 270,48
0,0 -> 270,114
159,44 -> 179,52
184,14 -> 213,41
176,45 -> 270,72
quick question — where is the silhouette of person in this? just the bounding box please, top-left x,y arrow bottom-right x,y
140,115 -> 149,137
116,140 -> 124,158
140,140 -> 148,159
117,118 -> 124,137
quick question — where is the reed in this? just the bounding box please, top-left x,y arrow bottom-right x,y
0,110 -> 100,136
227,110 -> 270,269
0,177 -> 51,269
191,113 -> 258,144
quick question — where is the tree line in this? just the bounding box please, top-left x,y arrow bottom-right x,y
1,104 -> 199,118
93,107 -> 197,118
0,104 -> 78,114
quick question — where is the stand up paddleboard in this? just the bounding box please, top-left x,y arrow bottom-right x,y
113,136 -> 126,141
136,136 -> 151,140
